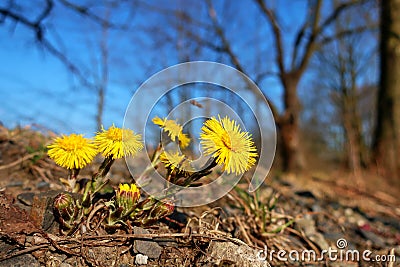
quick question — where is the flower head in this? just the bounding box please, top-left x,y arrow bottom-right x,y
200,116 -> 258,175
116,183 -> 141,212
160,150 -> 194,173
95,125 -> 143,159
48,134 -> 97,169
152,116 -> 190,148
178,132 -> 191,148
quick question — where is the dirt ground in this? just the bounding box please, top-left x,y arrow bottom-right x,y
0,125 -> 399,266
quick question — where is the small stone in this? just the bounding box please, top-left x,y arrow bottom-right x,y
296,217 -> 329,250
29,190 -> 64,232
36,181 -> 50,190
0,240 -> 40,266
311,204 -> 322,213
200,241 -> 270,267
17,192 -> 35,206
7,181 -> 23,187
296,217 -> 316,236
358,229 -> 386,248
133,227 -> 162,259
329,202 -> 341,210
323,232 -> 344,244
309,232 -> 330,250
135,254 -> 148,265
344,208 -> 353,216
332,210 -> 341,218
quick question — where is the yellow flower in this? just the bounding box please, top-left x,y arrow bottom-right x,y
200,116 -> 258,175
116,183 -> 140,213
48,134 -> 97,169
152,116 -> 190,148
160,150 -> 193,173
95,125 -> 143,159
178,133 -> 191,149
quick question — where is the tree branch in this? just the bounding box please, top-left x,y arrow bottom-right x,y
58,0 -> 117,28
0,0 -> 122,89
174,26 -> 225,52
40,38 -> 95,89
0,2 -> 51,41
318,0 -> 368,35
298,0 -> 368,75
291,19 -> 308,70
206,0 -> 280,121
206,0 -> 246,74
254,0 -> 285,75
35,0 -> 53,27
317,25 -> 377,47
296,0 -> 322,75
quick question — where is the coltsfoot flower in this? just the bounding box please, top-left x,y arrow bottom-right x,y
178,132 -> 190,149
95,125 -> 143,159
200,116 -> 258,175
152,116 -> 190,148
160,150 -> 194,173
48,134 -> 97,169
116,183 -> 140,216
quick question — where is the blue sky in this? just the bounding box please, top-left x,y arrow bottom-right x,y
0,0 -> 378,139
0,2 -> 138,134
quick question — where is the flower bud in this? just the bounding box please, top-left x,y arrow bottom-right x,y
135,199 -> 175,226
53,192 -> 78,229
151,200 -> 175,218
116,183 -> 140,217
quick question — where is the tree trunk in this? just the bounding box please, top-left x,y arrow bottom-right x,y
373,0 -> 400,184
342,95 -> 362,176
279,73 -> 304,172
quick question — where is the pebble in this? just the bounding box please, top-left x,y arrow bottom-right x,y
343,208 -> 367,226
344,208 -> 353,216
135,254 -> 148,265
358,229 -> 386,248
329,201 -> 341,210
36,181 -> 50,190
372,216 -> 400,231
311,203 -> 322,213
201,240 -> 270,267
6,181 -> 23,187
133,226 -> 162,259
30,190 -> 63,232
17,192 -> 35,206
296,217 -> 329,250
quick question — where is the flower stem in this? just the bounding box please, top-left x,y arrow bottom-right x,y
137,143 -> 162,184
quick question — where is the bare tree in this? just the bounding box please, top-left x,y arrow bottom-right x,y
373,0 -> 400,184
192,0 -> 373,172
313,29 -> 376,176
137,0 -> 375,172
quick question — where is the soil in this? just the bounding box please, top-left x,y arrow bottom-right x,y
0,125 -> 399,266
